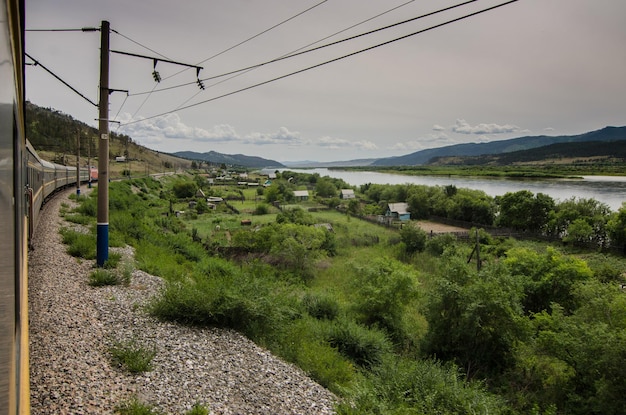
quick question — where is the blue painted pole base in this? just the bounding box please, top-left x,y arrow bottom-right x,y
97,223 -> 109,267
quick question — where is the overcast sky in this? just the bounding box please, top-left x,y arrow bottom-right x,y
25,0 -> 626,163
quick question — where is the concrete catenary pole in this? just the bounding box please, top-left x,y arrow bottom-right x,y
76,129 -> 80,196
97,20 -> 110,267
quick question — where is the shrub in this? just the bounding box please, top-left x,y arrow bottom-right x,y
254,203 -> 270,215
400,224 -> 427,254
185,404 -> 210,415
109,339 -> 157,373
336,357 -> 508,414
351,258 -> 418,342
60,228 -> 96,259
149,272 -> 296,342
75,196 -> 97,217
114,395 -> 162,415
325,318 -> 391,369
279,318 -> 354,393
103,252 -> 122,269
88,269 -> 119,286
172,180 -> 197,199
302,292 -> 340,320
425,233 -> 457,256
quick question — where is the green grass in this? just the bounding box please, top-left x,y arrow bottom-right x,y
109,339 -> 157,373
114,396 -> 162,415
60,227 -> 97,259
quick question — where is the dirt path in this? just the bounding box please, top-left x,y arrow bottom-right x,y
415,220 -> 468,234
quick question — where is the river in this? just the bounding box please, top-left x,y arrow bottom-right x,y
284,168 -> 626,212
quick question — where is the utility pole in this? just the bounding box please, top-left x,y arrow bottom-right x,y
88,133 -> 92,188
97,20 -> 110,267
76,129 -> 80,196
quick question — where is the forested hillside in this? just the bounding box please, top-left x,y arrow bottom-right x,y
373,126 -> 626,166
24,102 -> 191,174
430,139 -> 626,166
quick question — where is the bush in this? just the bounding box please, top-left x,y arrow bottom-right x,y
351,258 -> 418,342
172,180 -> 197,199
60,228 -> 96,259
279,318 -> 354,393
400,224 -> 427,254
254,203 -> 270,215
185,404 -> 210,415
336,357 -> 509,414
88,269 -> 120,286
325,318 -> 391,369
302,292 -> 340,320
75,196 -> 97,217
149,271 -> 296,342
109,339 -> 157,373
114,395 -> 162,415
425,233 -> 457,256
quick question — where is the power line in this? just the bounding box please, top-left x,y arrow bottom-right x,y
25,52 -> 98,107
162,0 -> 330,82
129,0 -> 479,98
111,29 -> 173,60
122,0 -> 519,127
145,0 -> 420,111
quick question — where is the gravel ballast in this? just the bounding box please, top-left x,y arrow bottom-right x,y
29,188 -> 337,414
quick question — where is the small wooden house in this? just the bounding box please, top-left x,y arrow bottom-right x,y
386,202 -> 410,221
293,190 -> 309,201
340,189 -> 355,199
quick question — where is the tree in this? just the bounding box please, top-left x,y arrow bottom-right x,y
351,258 -> 418,342
496,190 -> 555,232
504,247 -> 592,314
608,202 -> 626,252
423,256 -> 527,379
521,281 -> 626,415
563,218 -> 594,247
315,178 -> 337,198
400,223 -> 427,254
547,197 -> 610,247
172,180 -> 196,199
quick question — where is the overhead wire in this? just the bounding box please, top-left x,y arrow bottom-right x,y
162,0 -> 330,82
109,29 -> 177,126
129,0 -> 478,99
24,52 -> 98,107
122,0 -> 520,127
172,0 -> 420,110
111,0 -> 329,125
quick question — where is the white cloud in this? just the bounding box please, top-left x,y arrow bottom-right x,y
242,127 -> 303,145
118,112 -> 239,143
451,119 -> 521,135
432,124 -> 446,131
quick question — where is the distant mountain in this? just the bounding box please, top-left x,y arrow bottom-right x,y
373,126 -> 626,166
282,159 -> 378,168
173,150 -> 285,168
432,139 -> 626,166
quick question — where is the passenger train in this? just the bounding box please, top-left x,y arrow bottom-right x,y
1,0 -> 96,412
25,140 -> 96,242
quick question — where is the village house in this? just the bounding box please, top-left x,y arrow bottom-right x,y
386,202 -> 410,221
340,189 -> 355,199
293,190 -> 309,201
